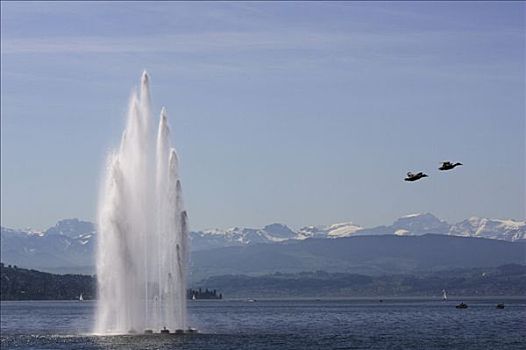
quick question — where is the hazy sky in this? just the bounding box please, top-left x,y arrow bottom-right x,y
1,1 -> 524,231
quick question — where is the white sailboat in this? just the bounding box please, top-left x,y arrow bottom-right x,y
442,289 -> 447,301
79,293 -> 84,301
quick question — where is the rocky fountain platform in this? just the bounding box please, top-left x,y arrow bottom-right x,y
129,327 -> 198,335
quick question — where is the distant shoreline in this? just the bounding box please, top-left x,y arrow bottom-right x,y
2,296 -> 526,302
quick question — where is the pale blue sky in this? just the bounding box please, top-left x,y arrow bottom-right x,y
1,1 -> 524,230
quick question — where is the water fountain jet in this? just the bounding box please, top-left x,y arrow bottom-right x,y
94,72 -> 189,335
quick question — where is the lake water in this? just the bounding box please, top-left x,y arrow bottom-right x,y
1,298 -> 525,349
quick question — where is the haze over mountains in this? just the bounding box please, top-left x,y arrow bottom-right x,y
1,213 -> 525,278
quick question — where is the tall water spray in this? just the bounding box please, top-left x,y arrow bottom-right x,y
95,72 -> 188,334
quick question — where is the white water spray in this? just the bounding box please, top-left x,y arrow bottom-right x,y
94,72 -> 188,334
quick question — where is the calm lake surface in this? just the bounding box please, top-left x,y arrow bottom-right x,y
1,298 -> 525,349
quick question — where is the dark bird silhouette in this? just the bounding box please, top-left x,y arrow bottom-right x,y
439,161 -> 462,171
404,172 -> 428,182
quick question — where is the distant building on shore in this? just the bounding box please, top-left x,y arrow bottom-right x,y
187,288 -> 222,300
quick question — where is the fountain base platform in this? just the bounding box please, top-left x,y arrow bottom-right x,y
124,328 -> 198,335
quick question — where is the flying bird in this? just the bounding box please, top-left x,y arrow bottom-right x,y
439,161 -> 462,171
404,172 -> 428,182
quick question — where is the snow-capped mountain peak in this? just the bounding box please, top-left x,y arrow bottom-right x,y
391,213 -> 450,233
296,222 -> 363,239
45,218 -> 95,239
193,223 -> 298,249
394,229 -> 411,236
401,213 -> 425,218
450,217 -> 526,241
325,222 -> 363,237
262,223 -> 297,240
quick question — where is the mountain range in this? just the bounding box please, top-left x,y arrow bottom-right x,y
1,214 -> 525,276
191,213 -> 526,250
1,219 -> 95,274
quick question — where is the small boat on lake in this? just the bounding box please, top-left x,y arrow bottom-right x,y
455,302 -> 468,309
79,293 -> 84,301
442,289 -> 447,301
496,303 -> 505,309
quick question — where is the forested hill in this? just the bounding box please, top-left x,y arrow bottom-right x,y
198,264 -> 526,298
0,263 -> 95,300
191,234 -> 526,281
2,263 -> 526,300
